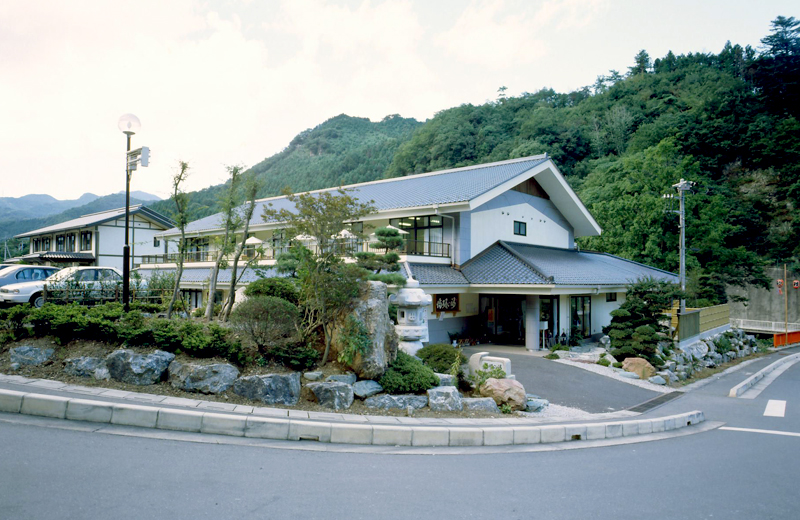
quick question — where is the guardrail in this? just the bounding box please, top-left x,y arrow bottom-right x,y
730,319 -> 800,333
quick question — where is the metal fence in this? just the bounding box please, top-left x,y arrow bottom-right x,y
42,286 -> 173,306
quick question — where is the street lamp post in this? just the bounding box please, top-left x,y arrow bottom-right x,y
664,178 -> 696,313
118,114 -> 141,311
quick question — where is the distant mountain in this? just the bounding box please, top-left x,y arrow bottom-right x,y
116,190 -> 162,202
0,193 -> 151,240
0,192 -> 99,221
147,114 -> 422,221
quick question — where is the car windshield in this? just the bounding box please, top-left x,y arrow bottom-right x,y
46,267 -> 78,282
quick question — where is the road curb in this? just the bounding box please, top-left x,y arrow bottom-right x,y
0,387 -> 705,447
728,352 -> 800,398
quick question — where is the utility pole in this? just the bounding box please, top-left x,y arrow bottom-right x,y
785,263 -> 789,348
664,178 -> 696,313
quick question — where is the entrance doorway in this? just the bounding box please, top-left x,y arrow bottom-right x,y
480,295 -> 525,344
570,295 -> 591,340
539,296 -> 559,348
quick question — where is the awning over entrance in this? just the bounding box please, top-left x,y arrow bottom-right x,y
20,252 -> 95,264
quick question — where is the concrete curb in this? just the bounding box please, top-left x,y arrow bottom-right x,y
728,352 -> 800,398
0,388 -> 705,447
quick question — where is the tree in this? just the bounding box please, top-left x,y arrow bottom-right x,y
628,50 -> 652,75
262,188 -> 375,365
205,165 -> 245,321
354,226 -> 406,285
606,278 -> 683,363
219,174 -> 260,322
166,161 -> 190,319
760,16 -> 800,57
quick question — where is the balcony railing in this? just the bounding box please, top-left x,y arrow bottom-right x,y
139,239 -> 451,266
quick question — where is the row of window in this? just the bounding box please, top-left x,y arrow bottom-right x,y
31,232 -> 92,253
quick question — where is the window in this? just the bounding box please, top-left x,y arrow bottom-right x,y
389,215 -> 443,256
514,221 -> 527,236
570,295 -> 591,338
55,235 -> 65,252
65,233 -> 76,252
17,268 -> 50,281
98,269 -> 122,282
153,236 -> 160,248
80,232 -> 92,251
32,239 -> 40,252
606,292 -> 617,302
42,238 -> 51,251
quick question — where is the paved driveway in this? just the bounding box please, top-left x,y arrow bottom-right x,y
463,345 -> 660,413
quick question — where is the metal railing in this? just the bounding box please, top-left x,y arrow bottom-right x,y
43,286 -> 171,306
730,319 -> 800,333
139,238 -> 452,266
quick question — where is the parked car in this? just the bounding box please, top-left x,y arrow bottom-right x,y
0,265 -> 61,289
0,266 -> 124,307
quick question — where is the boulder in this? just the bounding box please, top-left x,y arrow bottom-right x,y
648,375 -> 667,385
479,378 -> 526,411
683,341 -> 709,360
427,386 -> 463,412
326,373 -> 357,385
599,335 -> 611,347
168,361 -> 239,394
105,349 -> 174,385
657,370 -> 678,384
303,371 -> 324,381
622,357 -> 656,379
618,371 -> 640,379
64,357 -> 109,380
10,346 -> 54,366
526,398 -> 549,412
306,382 -> 354,410
434,373 -> 456,386
9,363 -> 20,371
364,394 -> 428,410
232,373 -> 302,405
462,397 -> 500,413
352,380 -> 383,399
331,281 -> 398,380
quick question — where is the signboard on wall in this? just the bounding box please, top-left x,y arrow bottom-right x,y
434,293 -> 460,314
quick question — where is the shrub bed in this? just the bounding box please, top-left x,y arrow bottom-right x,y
416,343 -> 467,373
378,351 -> 439,394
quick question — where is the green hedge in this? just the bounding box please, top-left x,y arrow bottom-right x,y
5,303 -> 243,364
416,343 -> 467,373
378,351 -> 439,394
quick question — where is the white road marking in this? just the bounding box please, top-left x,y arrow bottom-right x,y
764,400 -> 787,417
720,426 -> 800,438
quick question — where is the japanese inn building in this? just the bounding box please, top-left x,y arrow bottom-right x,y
138,154 -> 677,350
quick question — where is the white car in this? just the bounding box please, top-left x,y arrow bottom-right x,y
0,266 -> 124,307
0,264 -> 61,289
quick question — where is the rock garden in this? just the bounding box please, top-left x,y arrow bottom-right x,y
0,278 -> 546,418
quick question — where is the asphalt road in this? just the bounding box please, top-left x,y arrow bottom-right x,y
2,349 -> 799,520
463,345 -> 659,412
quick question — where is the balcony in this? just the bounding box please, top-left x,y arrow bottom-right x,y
139,239 -> 451,266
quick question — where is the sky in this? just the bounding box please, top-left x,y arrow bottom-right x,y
0,0 -> 795,201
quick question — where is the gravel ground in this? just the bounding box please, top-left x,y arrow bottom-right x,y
554,359 -> 674,394
516,403 -> 636,422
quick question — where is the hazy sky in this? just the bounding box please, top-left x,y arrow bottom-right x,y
0,0 -> 795,200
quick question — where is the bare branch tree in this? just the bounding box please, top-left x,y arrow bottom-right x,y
166,161 -> 190,319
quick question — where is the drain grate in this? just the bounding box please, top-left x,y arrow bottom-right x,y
627,391 -> 683,413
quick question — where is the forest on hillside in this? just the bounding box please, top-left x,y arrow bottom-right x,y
145,16 -> 799,305
383,16 -> 800,304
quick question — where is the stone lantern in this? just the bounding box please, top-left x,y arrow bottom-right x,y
390,278 -> 432,355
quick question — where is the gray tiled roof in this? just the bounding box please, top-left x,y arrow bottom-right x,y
455,242 -> 678,286
461,245 -> 548,284
407,263 -> 469,285
15,206 -> 174,238
175,156 -> 549,234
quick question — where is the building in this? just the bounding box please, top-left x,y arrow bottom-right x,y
14,205 -> 174,271
138,155 -> 677,349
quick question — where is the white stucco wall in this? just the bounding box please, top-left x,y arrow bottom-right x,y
590,292 -> 626,336
470,191 -> 573,258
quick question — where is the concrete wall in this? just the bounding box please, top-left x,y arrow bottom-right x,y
727,267 -> 800,324
469,191 -> 573,257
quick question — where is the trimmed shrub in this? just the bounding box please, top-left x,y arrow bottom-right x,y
229,295 -> 300,351
0,304 -> 33,341
378,351 -> 439,394
597,358 -> 611,367
272,344 -> 319,370
416,343 -> 467,373
244,277 -> 299,305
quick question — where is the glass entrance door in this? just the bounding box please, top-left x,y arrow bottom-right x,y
570,296 -> 591,340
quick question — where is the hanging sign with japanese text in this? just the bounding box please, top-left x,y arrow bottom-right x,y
434,293 -> 460,313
